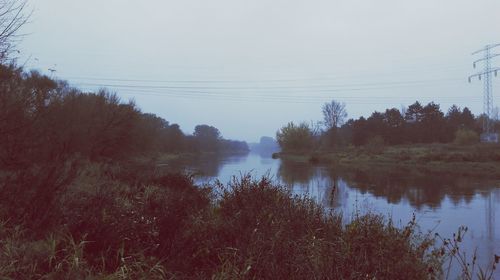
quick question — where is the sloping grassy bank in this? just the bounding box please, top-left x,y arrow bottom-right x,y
0,160 -> 443,279
276,143 -> 500,178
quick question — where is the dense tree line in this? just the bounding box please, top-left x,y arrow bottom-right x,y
277,100 -> 494,152
0,62 -> 248,239
0,64 -> 248,169
340,101 -> 478,146
249,136 -> 280,153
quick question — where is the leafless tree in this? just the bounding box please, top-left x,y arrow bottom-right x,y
309,120 -> 323,137
322,100 -> 347,130
0,0 -> 29,61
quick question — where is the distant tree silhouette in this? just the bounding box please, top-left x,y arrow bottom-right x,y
322,100 -> 347,130
165,123 -> 186,152
348,117 -> 369,146
276,122 -> 314,152
383,108 -> 405,144
193,125 -> 222,152
445,105 -> 477,141
321,100 -> 347,148
0,64 -> 248,168
421,102 -> 446,143
218,139 -> 249,153
461,107 -> 476,130
405,101 -> 424,122
333,101 -> 483,148
446,105 -> 461,125
260,136 -> 276,147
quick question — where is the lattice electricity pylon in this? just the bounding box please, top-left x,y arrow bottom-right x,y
469,44 -> 500,134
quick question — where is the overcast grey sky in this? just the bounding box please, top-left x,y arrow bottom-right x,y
19,0 -> 500,142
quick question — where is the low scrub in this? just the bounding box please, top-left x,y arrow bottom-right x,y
0,165 -> 448,279
365,135 -> 385,154
454,129 -> 479,145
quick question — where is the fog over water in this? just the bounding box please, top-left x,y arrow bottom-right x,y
19,0 -> 500,141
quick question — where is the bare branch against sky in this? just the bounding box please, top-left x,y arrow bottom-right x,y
0,0 -> 29,61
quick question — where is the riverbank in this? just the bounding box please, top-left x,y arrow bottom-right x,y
154,150 -> 250,162
275,143 -> 500,178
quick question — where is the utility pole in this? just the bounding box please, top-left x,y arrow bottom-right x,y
469,44 -> 500,138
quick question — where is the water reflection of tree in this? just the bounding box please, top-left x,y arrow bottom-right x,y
330,165 -> 499,209
277,160 -> 316,186
277,161 -> 348,209
249,149 -> 275,160
321,177 -> 351,210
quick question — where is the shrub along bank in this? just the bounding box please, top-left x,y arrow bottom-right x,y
0,163 -> 443,279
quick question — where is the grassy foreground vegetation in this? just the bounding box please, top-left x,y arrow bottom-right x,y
0,163 -> 445,279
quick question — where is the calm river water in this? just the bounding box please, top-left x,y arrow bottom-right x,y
171,151 -> 500,278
